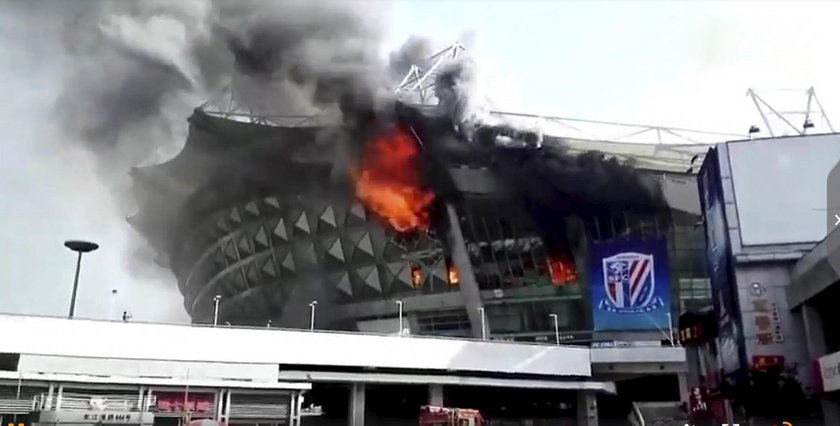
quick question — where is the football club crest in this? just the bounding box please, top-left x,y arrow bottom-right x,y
598,251 -> 664,314
588,238 -> 671,331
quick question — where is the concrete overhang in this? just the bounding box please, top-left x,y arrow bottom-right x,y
0,371 -> 310,391
789,231 -> 840,309
276,370 -> 616,394
590,346 -> 687,376
590,346 -> 686,364
0,314 -> 591,378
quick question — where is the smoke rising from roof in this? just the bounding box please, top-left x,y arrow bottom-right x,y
388,36 -> 433,78
11,0 -> 664,323
33,0 -> 393,284
426,55 -> 665,225
54,0 -> 389,177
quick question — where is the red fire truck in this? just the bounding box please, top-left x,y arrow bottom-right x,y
419,405 -> 485,426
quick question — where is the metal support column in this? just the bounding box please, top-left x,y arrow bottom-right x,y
295,391 -> 304,426
45,384 -> 54,410
444,203 -> 486,339
677,372 -> 690,405
576,391 -> 598,426
137,387 -> 145,412
428,384 -> 444,406
55,385 -> 63,410
288,392 -> 299,426
214,390 -> 224,421
223,389 -> 232,424
348,383 -> 366,426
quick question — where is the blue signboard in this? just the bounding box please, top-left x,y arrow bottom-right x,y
588,238 -> 672,331
698,147 -> 747,376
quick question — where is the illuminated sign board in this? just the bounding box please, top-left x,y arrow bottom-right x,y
678,311 -> 716,346
819,350 -> 840,393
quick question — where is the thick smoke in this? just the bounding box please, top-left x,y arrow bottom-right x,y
388,36 -> 433,79
18,0 -> 664,321
54,0 -> 388,177
35,0 -> 391,279
426,53 -> 665,249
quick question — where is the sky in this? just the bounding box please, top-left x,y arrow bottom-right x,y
2,0 -> 840,323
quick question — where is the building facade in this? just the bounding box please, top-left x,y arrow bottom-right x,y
0,313 -> 689,426
789,228 -> 840,424
690,134 -> 840,424
130,106 -> 713,348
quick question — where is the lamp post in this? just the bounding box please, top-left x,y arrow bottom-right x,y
64,240 -> 99,319
478,307 -> 487,340
213,295 -> 221,326
666,312 -> 675,347
549,313 -> 560,346
396,300 -> 404,335
109,289 -> 118,321
309,301 -> 317,331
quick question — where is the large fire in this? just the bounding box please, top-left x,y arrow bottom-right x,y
547,251 -> 578,286
353,124 -> 435,233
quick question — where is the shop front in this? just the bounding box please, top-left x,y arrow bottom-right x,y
31,410 -> 155,426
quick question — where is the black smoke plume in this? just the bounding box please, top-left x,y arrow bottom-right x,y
425,59 -> 665,248
19,0 -> 666,323
30,0 -> 390,283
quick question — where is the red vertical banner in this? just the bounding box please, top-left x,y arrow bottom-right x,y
155,393 -> 213,413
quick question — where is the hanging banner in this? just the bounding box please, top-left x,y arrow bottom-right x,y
588,237 -> 672,331
698,146 -> 747,377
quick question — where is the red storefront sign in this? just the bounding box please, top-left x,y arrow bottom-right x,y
752,355 -> 785,372
155,393 -> 213,413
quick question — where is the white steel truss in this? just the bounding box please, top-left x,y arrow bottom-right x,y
747,87 -> 834,137
198,40 -> 761,154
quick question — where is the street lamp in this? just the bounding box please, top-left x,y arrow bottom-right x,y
109,289 -> 118,321
64,240 -> 99,319
666,312 -> 676,347
478,307 -> 487,340
212,295 -> 221,326
549,313 -> 560,346
309,301 -> 317,331
396,300 -> 404,335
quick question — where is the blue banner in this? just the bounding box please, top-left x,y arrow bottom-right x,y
588,238 -> 672,331
698,146 -> 747,376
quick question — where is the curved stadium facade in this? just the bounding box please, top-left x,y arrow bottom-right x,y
129,105 -> 714,343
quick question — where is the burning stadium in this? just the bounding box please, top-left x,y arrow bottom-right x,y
101,0 -> 720,341
127,45 -> 713,342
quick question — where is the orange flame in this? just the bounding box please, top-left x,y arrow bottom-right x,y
547,251 -> 577,286
353,124 -> 435,233
410,264 -> 423,288
447,260 -> 459,286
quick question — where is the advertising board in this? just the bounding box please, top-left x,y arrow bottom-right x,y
588,237 -> 671,331
698,147 -> 746,376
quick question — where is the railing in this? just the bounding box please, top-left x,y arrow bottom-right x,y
0,398 -> 36,415
0,312 -> 583,348
0,312 -> 690,352
629,402 -> 645,426
31,392 -> 156,412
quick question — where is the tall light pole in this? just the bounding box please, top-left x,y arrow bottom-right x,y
309,301 -> 317,331
549,313 -> 560,346
396,300 -> 404,335
64,240 -> 99,319
212,295 -> 221,326
666,312 -> 675,347
109,289 -> 118,321
478,307 -> 487,340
